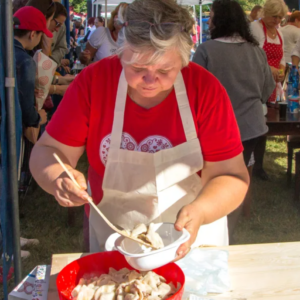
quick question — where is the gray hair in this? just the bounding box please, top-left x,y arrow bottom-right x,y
117,0 -> 194,67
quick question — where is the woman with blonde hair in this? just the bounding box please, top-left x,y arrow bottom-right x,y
79,2 -> 128,64
30,0 -> 249,254
250,0 -> 288,180
251,0 -> 288,89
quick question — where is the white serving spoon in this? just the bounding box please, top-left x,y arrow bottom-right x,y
53,153 -> 158,250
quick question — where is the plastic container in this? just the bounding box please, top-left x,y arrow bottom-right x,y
56,251 -> 185,300
111,223 -> 190,271
288,95 -> 300,113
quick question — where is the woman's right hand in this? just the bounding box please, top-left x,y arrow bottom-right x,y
52,168 -> 90,207
270,66 -> 279,82
79,50 -> 92,65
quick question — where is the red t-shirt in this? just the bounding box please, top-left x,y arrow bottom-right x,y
46,56 -> 243,213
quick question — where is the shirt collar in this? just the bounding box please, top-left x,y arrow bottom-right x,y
14,39 -> 26,52
214,36 -> 246,43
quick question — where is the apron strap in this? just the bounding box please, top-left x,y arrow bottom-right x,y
110,70 -> 128,150
174,71 -> 198,141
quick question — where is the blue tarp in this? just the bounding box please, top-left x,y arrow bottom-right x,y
0,0 -> 22,297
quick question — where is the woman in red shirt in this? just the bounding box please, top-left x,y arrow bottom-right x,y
30,0 -> 249,256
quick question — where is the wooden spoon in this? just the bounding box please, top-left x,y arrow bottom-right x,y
53,153 -> 158,250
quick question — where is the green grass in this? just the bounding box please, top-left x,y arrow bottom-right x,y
2,137 -> 300,296
235,137 -> 300,244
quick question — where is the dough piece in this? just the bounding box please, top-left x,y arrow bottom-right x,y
142,272 -> 160,291
124,292 -> 139,300
109,268 -> 130,283
94,284 -> 116,300
96,292 -> 115,300
156,283 -> 172,299
77,285 -> 95,300
147,297 -> 161,300
131,224 -> 147,238
146,223 -> 164,249
71,284 -> 82,298
133,280 -> 152,298
127,271 -> 141,282
78,278 -> 86,285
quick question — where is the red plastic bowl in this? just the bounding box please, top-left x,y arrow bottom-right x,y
56,251 -> 185,300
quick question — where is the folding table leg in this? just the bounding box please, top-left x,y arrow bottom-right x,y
294,152 -> 300,202
287,142 -> 293,184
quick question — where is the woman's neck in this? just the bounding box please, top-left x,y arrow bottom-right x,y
111,28 -> 120,41
128,86 -> 173,109
261,19 -> 277,32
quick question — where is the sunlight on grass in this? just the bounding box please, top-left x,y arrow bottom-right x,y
235,136 -> 300,245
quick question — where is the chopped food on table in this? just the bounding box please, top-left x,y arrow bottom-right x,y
71,268 -> 180,300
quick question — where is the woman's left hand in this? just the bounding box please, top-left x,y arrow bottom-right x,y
173,202 -> 204,261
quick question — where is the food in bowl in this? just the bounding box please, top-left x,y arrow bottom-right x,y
128,223 -> 164,249
71,268 -> 181,300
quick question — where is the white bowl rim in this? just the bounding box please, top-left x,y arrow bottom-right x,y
115,227 -> 190,258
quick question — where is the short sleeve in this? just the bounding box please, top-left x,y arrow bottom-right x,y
192,44 -> 208,69
197,77 -> 243,162
88,27 -> 107,49
250,22 -> 265,48
292,36 -> 300,58
46,67 -> 91,146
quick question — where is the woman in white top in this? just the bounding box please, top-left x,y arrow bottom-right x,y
281,11 -> 300,64
250,0 -> 288,180
79,3 -> 128,64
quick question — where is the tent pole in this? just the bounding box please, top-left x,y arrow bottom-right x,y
105,0 -> 108,27
193,5 -> 198,44
199,2 -> 203,44
4,0 -> 22,284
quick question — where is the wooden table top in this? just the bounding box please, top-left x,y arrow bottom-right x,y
48,242 -> 300,300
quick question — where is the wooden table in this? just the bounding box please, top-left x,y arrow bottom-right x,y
48,242 -> 300,300
266,107 -> 300,136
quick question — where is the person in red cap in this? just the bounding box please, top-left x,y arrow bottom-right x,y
13,6 -> 52,138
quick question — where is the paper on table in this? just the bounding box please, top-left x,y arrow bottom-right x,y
33,50 -> 57,110
176,248 -> 230,296
187,296 -> 246,300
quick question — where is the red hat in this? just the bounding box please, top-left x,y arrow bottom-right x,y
13,6 -> 53,38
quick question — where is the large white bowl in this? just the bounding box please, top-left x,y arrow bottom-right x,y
106,223 -> 190,271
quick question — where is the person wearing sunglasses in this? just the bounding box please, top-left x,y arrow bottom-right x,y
30,0 -> 249,256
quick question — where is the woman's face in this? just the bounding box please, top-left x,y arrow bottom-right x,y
263,14 -> 284,28
49,15 -> 67,33
113,14 -> 123,31
122,48 -> 183,99
95,18 -> 104,28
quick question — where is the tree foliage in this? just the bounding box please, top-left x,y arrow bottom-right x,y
194,0 -> 265,17
69,0 -> 87,13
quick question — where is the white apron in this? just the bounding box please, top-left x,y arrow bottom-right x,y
89,70 -> 228,252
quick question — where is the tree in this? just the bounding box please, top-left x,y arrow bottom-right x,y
69,0 -> 87,13
194,0 -> 265,18
236,0 -> 265,11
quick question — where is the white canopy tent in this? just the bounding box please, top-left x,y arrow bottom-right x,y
92,0 -> 212,43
